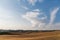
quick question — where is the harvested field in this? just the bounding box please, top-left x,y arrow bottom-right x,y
0,31 -> 60,40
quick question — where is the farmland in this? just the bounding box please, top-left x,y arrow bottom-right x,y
0,30 -> 60,40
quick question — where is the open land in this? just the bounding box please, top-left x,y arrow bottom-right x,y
0,30 -> 60,40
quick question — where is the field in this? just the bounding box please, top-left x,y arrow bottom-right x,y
0,30 -> 60,40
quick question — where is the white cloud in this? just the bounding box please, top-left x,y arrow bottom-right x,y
45,7 -> 60,30
27,0 -> 44,6
49,7 -> 59,25
22,9 -> 47,30
22,7 -> 60,30
45,23 -> 60,30
39,0 -> 44,3
21,6 -> 29,10
27,0 -> 37,5
32,9 -> 40,12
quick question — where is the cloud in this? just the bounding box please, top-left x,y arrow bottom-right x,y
21,6 -> 29,10
27,0 -> 44,6
27,0 -> 37,5
22,9 -> 47,30
49,7 -> 59,25
45,7 -> 60,30
22,7 -> 60,30
32,9 -> 40,12
39,0 -> 44,3
45,23 -> 60,30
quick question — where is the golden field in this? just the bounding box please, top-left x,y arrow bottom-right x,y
0,31 -> 60,40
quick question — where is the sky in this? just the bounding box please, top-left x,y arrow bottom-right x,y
0,0 -> 60,30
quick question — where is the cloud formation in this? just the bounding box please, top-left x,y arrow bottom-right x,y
49,7 -> 59,25
22,7 -> 60,30
45,7 -> 60,30
21,6 -> 29,10
27,0 -> 44,5
27,0 -> 37,5
22,9 -> 47,30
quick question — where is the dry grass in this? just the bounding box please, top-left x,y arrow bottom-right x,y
0,31 -> 60,40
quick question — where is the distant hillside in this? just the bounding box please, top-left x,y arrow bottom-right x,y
0,30 -> 59,35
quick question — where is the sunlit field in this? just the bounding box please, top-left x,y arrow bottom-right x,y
0,30 -> 60,40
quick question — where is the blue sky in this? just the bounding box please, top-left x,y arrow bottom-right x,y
0,0 -> 60,30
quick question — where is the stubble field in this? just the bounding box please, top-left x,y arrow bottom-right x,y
0,31 -> 60,40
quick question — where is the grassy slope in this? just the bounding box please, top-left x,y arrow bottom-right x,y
0,31 -> 60,40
